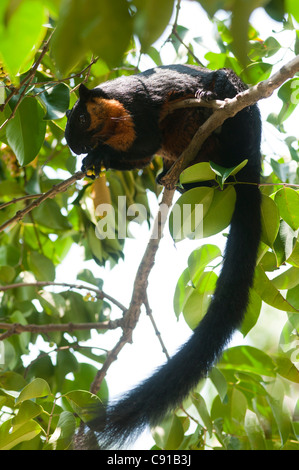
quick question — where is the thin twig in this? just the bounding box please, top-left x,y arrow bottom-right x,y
144,295 -> 170,361
0,320 -> 121,341
0,194 -> 44,210
0,281 -> 127,312
0,170 -> 86,233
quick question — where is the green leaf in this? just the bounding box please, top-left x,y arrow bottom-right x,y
0,419 -> 42,450
152,414 -> 184,450
286,0 -> 299,22
64,390 -> 101,422
274,187 -> 299,231
13,401 -> 43,426
0,244 -> 21,266
211,388 -> 247,436
275,356 -> 299,383
37,83 -> 70,120
272,266 -> 299,289
260,194 -> 280,247
192,393 -> 213,437
202,186 -> 236,238
56,350 -> 79,391
267,390 -> 292,445
220,345 -> 276,377
183,271 -> 218,329
277,78 -> 299,122
187,244 -> 221,287
134,0 -> 175,51
254,265 -> 299,313
45,411 -> 76,450
169,187 -> 214,242
16,378 -> 51,405
0,372 -> 27,391
241,62 -> 273,85
0,0 -> 47,79
240,289 -> 262,336
51,0 -> 133,74
171,185 -> 235,243
77,269 -> 104,289
173,268 -> 192,317
28,251 -> 55,281
209,367 -> 228,402
33,199 -> 72,231
245,410 -> 267,450
210,159 -> 248,189
6,97 -> 46,166
180,162 -> 216,185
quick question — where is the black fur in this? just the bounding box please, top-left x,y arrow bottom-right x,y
65,65 -> 262,449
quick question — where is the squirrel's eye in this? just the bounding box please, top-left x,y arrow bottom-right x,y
79,114 -> 87,125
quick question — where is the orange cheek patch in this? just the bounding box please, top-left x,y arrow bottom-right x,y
86,97 -> 136,152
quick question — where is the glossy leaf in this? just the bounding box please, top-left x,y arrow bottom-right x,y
240,289 -> 262,336
28,251 -> 55,281
260,194 -> 280,247
169,187 -> 214,242
0,419 -> 42,450
210,159 -> 248,189
183,271 -> 218,329
220,345 -> 276,377
180,162 -> 216,185
254,265 -> 299,313
33,199 -> 72,231
272,266 -> 299,289
274,187 -> 299,230
6,97 -> 46,166
134,0 -> 175,51
0,0 -> 47,79
152,414 -> 184,450
51,0 -> 133,74
16,378 -> 51,405
187,244 -> 221,287
64,390 -> 101,422
37,83 -> 70,120
13,401 -> 43,426
45,411 -> 76,450
202,186 -> 236,238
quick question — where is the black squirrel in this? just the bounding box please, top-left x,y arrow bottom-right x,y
65,64 -> 262,448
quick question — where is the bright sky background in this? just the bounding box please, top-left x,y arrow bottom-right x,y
26,1 -> 298,449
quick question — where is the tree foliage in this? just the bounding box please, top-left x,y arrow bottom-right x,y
0,0 -> 298,451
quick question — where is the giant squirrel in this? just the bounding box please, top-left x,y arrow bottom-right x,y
65,64 -> 262,448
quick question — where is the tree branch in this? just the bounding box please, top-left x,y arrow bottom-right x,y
0,281 -> 127,312
0,170 -> 86,233
89,188 -> 175,394
0,320 -> 121,341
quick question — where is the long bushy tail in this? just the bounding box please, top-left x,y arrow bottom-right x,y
86,180 -> 261,449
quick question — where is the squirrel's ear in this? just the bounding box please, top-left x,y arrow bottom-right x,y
79,83 -> 109,101
79,83 -> 91,101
